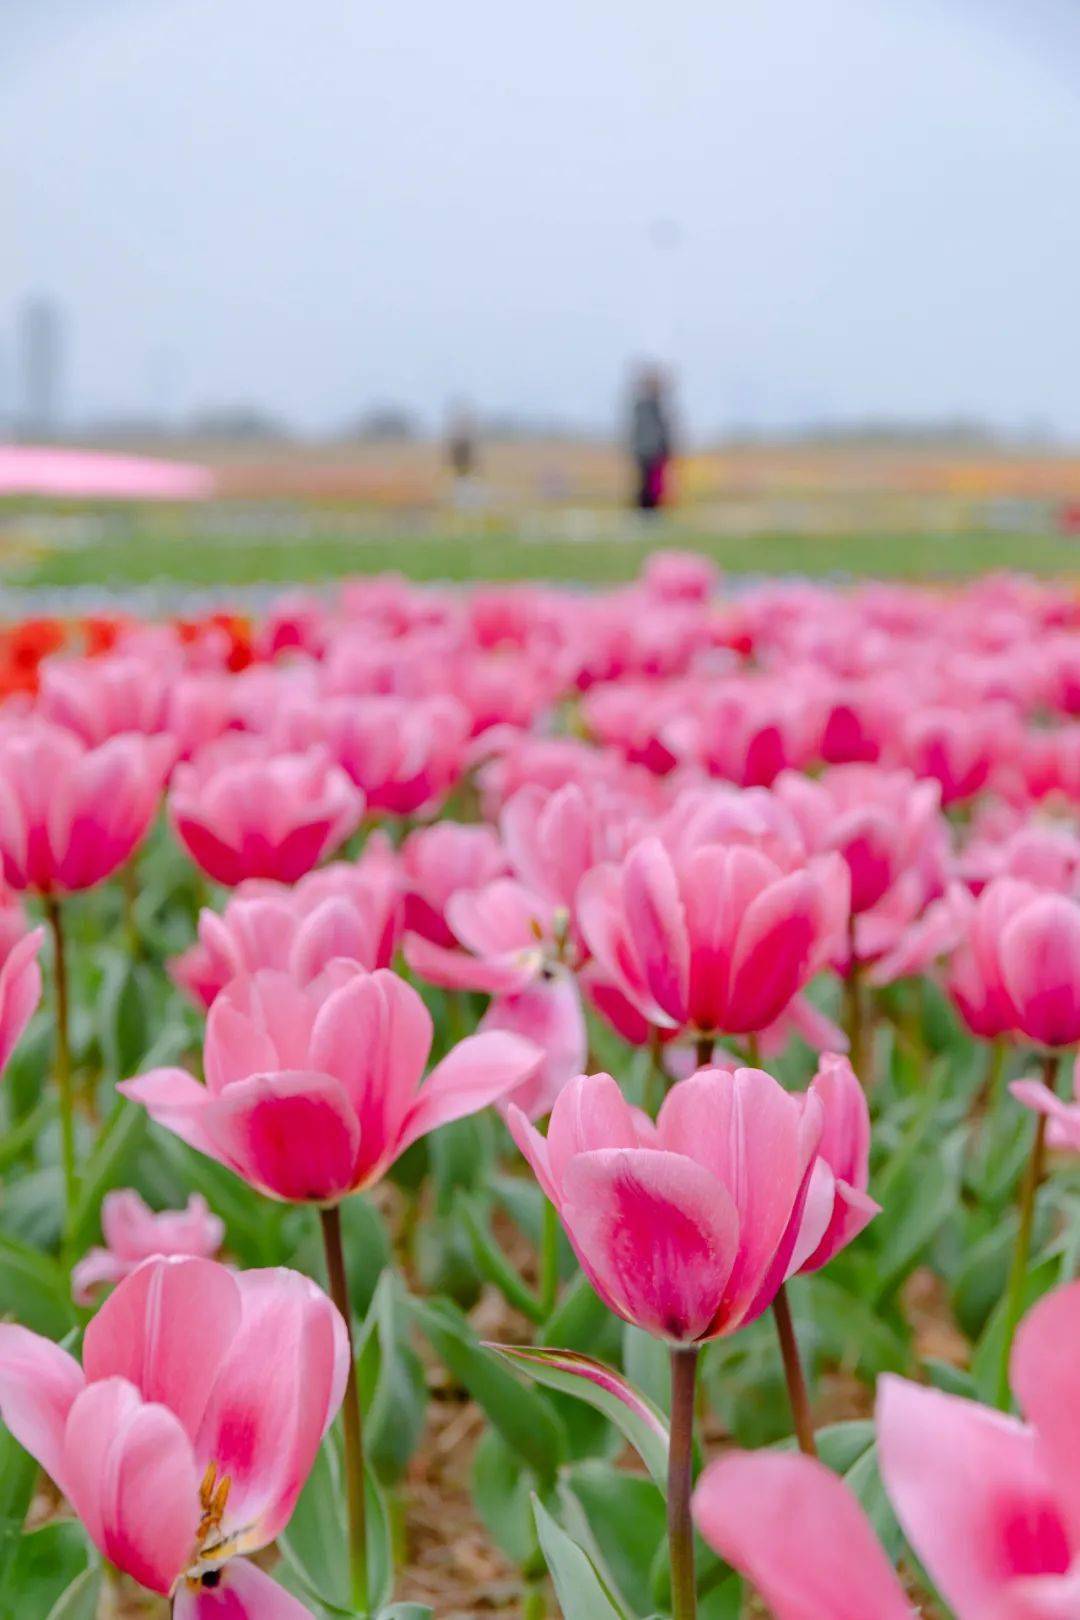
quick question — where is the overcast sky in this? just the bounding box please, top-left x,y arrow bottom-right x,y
3,0 -> 1079,439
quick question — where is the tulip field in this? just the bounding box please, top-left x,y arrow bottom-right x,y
3,550 -> 1080,1618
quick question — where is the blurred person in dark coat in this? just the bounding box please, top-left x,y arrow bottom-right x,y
628,364 -> 674,513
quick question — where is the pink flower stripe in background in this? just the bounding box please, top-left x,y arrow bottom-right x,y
0,444 -> 214,500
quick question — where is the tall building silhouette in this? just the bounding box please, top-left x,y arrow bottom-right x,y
17,296 -> 63,438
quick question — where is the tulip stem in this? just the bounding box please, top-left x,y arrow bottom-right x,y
668,1345 -> 699,1620
539,1196 -> 560,1318
694,1034 -> 714,1069
773,1283 -> 817,1457
44,896 -> 77,1243
996,1054 -> 1054,1409
319,1204 -> 370,1615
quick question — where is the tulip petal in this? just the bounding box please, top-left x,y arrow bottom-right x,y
1000,895 -> 1080,1048
0,927 -> 43,1071
83,1256 -> 243,1441
544,1071 -> 642,1197
693,1449 -> 911,1620
0,1324 -> 84,1486
61,1377 -> 200,1596
117,1067 -> 225,1164
657,1068 -> 821,1328
197,1268 -> 348,1549
877,1375 -> 1071,1618
309,968 -> 432,1154
204,1070 -> 362,1203
397,1031 -> 542,1159
403,929 -> 536,993
560,1147 -> 740,1342
173,1559 -> 317,1619
1011,1280 -> 1080,1541
621,837 -> 690,1024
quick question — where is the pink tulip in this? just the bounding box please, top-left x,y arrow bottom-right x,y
788,1054 -> 879,1275
577,835 -> 848,1038
404,877 -> 565,995
500,780 -> 643,913
693,1450 -> 911,1620
0,721 -> 172,893
0,927 -> 43,1073
901,703 -> 1015,806
170,741 -> 363,886
995,887 -> 1080,1048
170,857 -> 402,1008
72,1191 -> 225,1304
668,680 -> 815,788
774,764 -> 945,916
400,820 -> 508,946
946,878 -> 1031,1040
960,814 -> 1080,897
694,1280 -> 1080,1619
658,783 -> 807,873
121,964 -> 541,1202
641,548 -> 719,603
509,1067 -> 822,1342
38,653 -> 172,745
0,1256 -> 345,1613
274,692 -> 471,817
878,1280 -> 1080,1618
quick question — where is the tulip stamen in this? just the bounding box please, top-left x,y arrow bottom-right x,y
196,1462 -> 232,1548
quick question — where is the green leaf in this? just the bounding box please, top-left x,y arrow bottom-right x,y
565,1464 -> 666,1617
471,1428 -> 545,1573
378,1608 -> 435,1619
7,1522 -> 94,1616
871,1131 -> 962,1301
97,953 -> 151,1079
411,1297 -> 566,1482
45,1567 -> 102,1620
356,1271 -> 428,1485
532,1496 -> 626,1620
0,1422 -> 39,1597
457,1193 -> 543,1323
277,1431 -> 394,1615
488,1344 -> 668,1488
0,1230 -> 75,1336
69,1101 -> 147,1252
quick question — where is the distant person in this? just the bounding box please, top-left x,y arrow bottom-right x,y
628,365 -> 674,513
446,400 -> 480,508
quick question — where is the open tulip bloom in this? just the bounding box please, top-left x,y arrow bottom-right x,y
511,1065 -> 834,1344
121,961 -> 542,1203
577,834 -> 849,1043
694,1278 -> 1080,1620
0,1256 -> 346,1616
